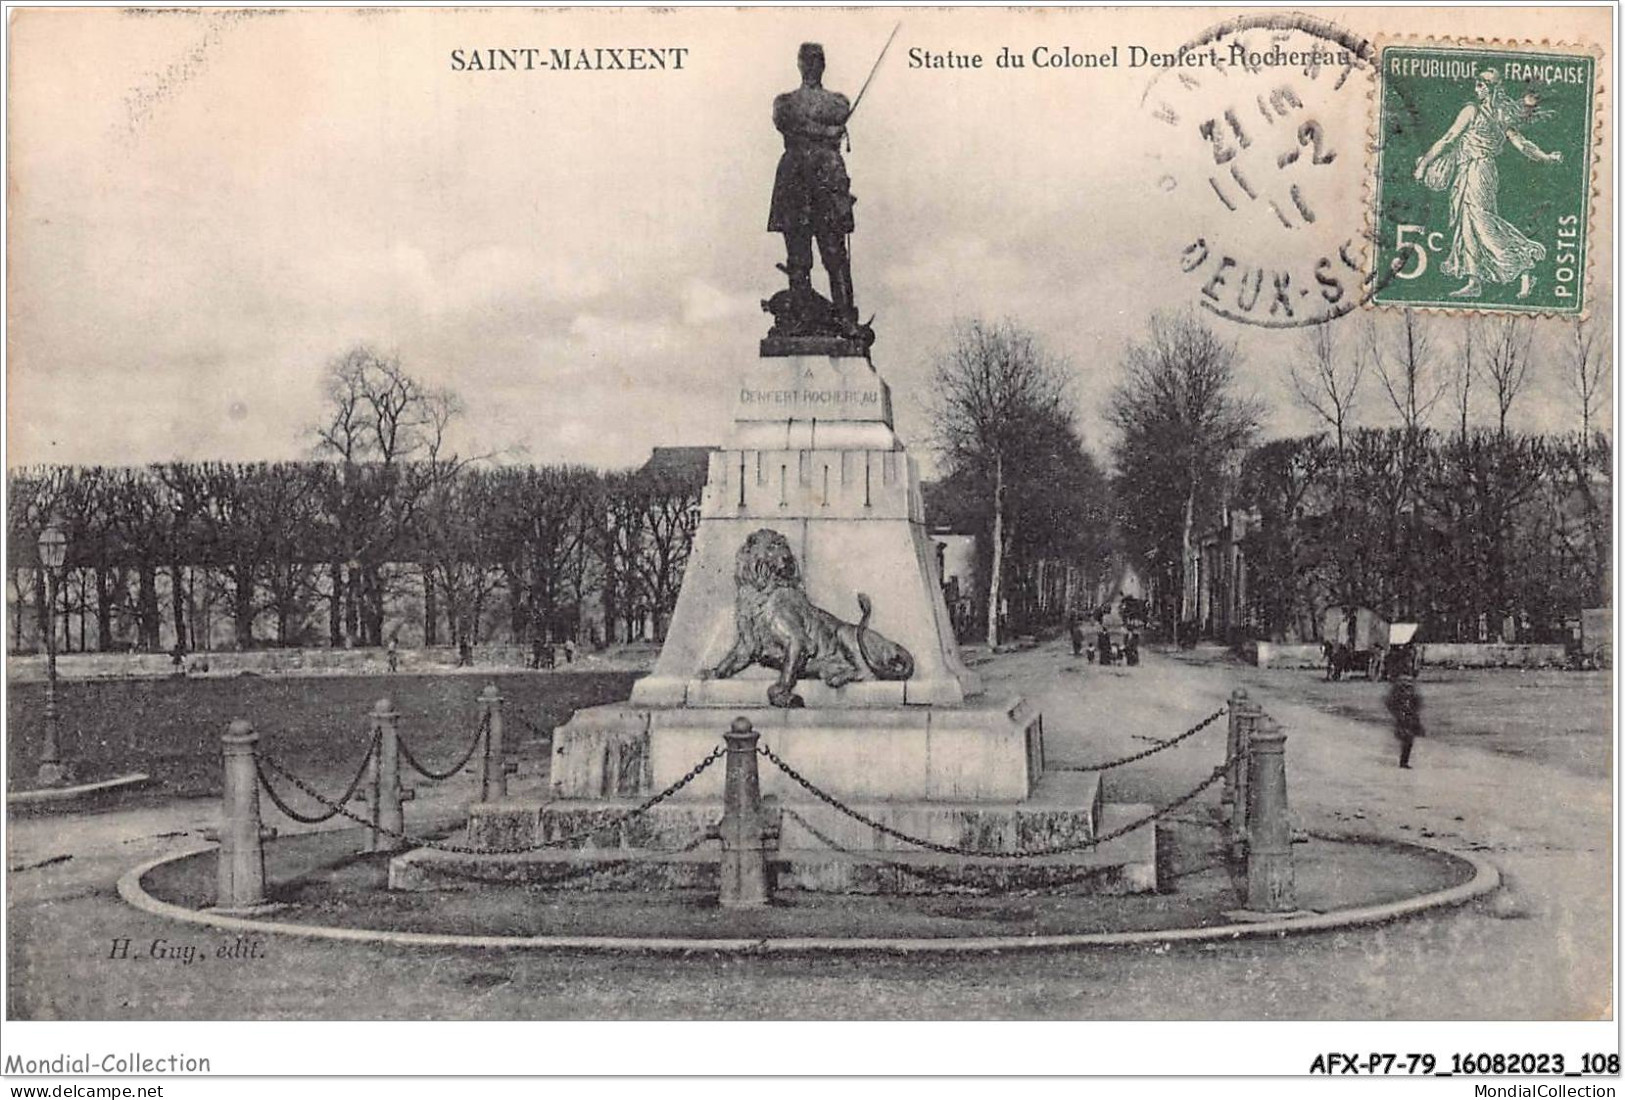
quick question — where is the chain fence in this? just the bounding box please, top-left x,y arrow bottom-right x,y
254,741 -> 726,856
780,760 -> 1231,894
1047,705 -> 1227,773
761,741 -> 1231,860
242,697 -> 1237,897
397,712 -> 489,782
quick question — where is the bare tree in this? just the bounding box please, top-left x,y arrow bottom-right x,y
1562,316 -> 1611,449
1108,311 -> 1261,635
1482,316 -> 1536,436
1289,325 -> 1364,454
313,346 -> 468,647
929,318 -> 1070,647
1366,312 -> 1447,435
1449,318 -> 1480,441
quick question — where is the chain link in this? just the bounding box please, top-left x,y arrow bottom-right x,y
781,763 -> 1230,893
760,740 -> 1231,859
255,729 -> 380,825
1048,705 -> 1227,772
398,712 -> 489,782
254,741 -> 726,856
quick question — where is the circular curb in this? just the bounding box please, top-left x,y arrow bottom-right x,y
8,773 -> 150,806
118,839 -> 1501,954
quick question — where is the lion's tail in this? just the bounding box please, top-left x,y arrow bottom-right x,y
853,593 -> 901,679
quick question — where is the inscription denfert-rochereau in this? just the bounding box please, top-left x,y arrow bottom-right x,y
739,388 -> 881,407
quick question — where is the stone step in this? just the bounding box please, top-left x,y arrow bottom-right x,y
466,771 -> 1101,853
389,799 -> 1155,896
776,803 -> 1158,895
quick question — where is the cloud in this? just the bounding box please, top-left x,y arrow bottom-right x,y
679,278 -> 760,326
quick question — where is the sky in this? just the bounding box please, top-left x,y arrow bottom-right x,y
6,6 -> 1613,474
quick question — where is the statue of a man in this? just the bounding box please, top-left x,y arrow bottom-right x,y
768,43 -> 859,335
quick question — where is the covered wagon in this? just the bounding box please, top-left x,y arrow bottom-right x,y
1320,606 -> 1388,681
1375,622 -> 1422,680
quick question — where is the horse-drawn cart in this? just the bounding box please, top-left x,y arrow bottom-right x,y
1321,606 -> 1386,681
1322,608 -> 1422,680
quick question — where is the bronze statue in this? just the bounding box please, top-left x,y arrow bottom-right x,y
763,43 -> 874,353
703,529 -> 914,707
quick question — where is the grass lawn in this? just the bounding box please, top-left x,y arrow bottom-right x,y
5,672 -> 638,795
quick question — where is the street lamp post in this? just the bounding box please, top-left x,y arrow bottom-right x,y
37,518 -> 68,786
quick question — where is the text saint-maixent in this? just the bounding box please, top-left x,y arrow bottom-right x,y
449,47 -> 689,72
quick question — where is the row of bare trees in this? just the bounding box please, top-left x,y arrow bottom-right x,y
1238,428 -> 1610,642
1293,313 -> 1608,449
1105,307 -> 1610,643
7,347 -> 703,654
6,459 -> 703,654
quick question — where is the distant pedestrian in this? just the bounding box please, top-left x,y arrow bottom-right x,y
1386,675 -> 1424,768
564,637 -> 577,665
458,638 -> 472,668
1097,628 -> 1113,666
1123,629 -> 1140,667
387,638 -> 399,673
1069,617 -> 1084,657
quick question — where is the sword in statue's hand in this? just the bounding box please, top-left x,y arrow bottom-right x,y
844,22 -> 901,150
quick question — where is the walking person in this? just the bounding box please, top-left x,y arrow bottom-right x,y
1069,616 -> 1084,657
1386,674 -> 1425,768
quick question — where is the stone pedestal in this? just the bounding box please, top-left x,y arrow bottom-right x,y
391,352 -> 1157,896
632,355 -> 979,709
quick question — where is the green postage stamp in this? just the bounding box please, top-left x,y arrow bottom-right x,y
1373,42 -> 1596,314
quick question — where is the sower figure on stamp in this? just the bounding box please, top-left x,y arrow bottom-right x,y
1413,68 -> 1563,300
1386,674 -> 1425,769
765,43 -> 869,346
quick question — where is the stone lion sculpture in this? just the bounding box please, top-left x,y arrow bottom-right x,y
703,528 -> 914,708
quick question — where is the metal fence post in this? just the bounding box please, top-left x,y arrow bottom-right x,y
480,683 -> 508,801
367,698 -> 407,853
716,717 -> 773,909
1245,716 -> 1297,912
216,719 -> 271,911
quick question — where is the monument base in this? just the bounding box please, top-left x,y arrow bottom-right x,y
550,698 -> 1044,803
389,777 -> 1157,896
388,702 -> 1161,896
